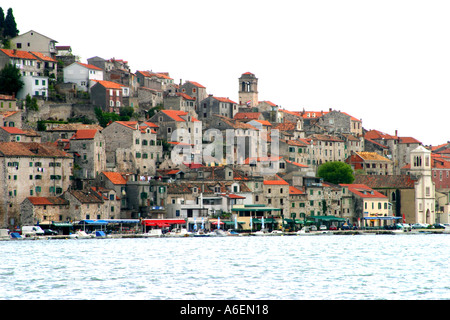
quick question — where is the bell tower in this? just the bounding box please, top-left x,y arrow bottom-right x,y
238,72 -> 258,108
409,145 -> 435,225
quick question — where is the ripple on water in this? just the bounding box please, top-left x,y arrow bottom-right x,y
1,234 -> 449,299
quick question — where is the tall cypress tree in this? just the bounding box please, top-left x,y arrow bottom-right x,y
0,8 -> 5,37
4,8 -> 18,38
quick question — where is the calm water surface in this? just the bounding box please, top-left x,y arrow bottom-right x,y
1,234 -> 449,300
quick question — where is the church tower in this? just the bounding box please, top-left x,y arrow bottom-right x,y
238,72 -> 258,108
409,146 -> 435,225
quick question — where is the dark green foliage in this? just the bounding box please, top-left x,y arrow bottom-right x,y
0,63 -> 23,95
25,94 -> 39,111
3,8 -> 18,38
317,161 -> 355,185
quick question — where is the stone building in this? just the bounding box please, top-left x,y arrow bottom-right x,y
198,95 -> 238,121
262,178 -> 290,217
65,129 -> 106,181
101,121 -> 162,175
238,72 -> 258,107
345,151 -> 393,175
0,142 -> 73,229
20,196 -> 70,227
180,81 -> 208,111
10,30 -> 57,58
90,80 -> 127,113
307,134 -> 347,167
163,92 -> 196,114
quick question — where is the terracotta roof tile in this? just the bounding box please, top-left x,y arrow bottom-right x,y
0,49 -> 37,60
70,129 -> 98,140
102,171 -> 128,185
234,112 -> 261,120
0,126 -> 26,134
27,196 -> 69,206
353,175 -> 416,189
92,80 -> 124,89
340,184 -> 388,198
0,142 -> 71,158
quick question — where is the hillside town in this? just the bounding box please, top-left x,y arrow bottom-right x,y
1,27 -> 450,236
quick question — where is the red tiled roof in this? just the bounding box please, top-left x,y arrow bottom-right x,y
0,49 -> 37,60
285,159 -> 309,168
289,186 -> 305,195
234,112 -> 261,120
102,172 -> 128,185
76,62 -> 103,71
176,92 -> 195,100
142,121 -> 159,128
214,97 -> 237,104
30,51 -> 57,62
161,110 -> 199,122
0,127 -> 25,134
0,142 -> 71,158
264,179 -> 289,185
244,156 -> 282,164
252,119 -> 272,126
70,129 -> 98,140
340,184 -> 387,198
186,81 -> 206,88
27,196 -> 69,206
399,137 -> 421,144
92,80 -> 124,89
220,193 -> 246,199
365,129 -> 398,140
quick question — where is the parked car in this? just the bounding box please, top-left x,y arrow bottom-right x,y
319,225 -> 327,230
329,225 -> 337,230
310,225 -> 317,231
44,229 -> 58,235
21,226 -> 45,237
412,223 -> 429,229
431,223 -> 445,229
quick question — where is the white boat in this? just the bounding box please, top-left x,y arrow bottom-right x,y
142,229 -> 163,238
0,229 -> 10,240
226,229 -> 241,236
69,230 -> 92,239
252,228 -> 271,236
208,229 -> 228,237
193,230 -> 211,237
269,230 -> 284,236
165,228 -> 192,237
296,227 -> 315,236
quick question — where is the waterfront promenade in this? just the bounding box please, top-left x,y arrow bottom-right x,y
2,228 -> 448,241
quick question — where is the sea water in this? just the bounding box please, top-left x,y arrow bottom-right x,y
0,234 -> 449,300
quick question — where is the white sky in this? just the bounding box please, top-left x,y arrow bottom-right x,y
4,0 -> 450,146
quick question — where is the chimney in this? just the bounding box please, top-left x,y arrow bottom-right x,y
395,130 -> 398,137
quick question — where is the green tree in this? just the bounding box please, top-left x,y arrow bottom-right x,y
3,8 -> 18,38
95,107 -> 120,127
25,94 -> 39,111
0,8 -> 5,36
0,63 -> 23,95
317,161 -> 355,185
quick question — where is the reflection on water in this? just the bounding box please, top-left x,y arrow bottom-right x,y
1,234 -> 449,300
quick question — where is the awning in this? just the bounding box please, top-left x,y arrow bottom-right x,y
52,222 -> 73,227
141,219 -> 185,226
232,207 -> 281,212
78,220 -> 108,225
223,221 -> 245,225
102,219 -> 140,224
363,216 -> 402,220
308,215 -> 346,222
